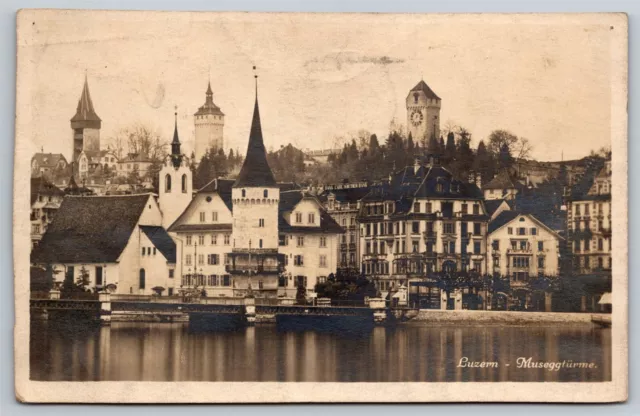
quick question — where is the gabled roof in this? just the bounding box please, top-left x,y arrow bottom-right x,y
233,96 -> 277,188
31,153 -> 67,169
198,178 -> 234,211
488,210 -> 520,234
484,199 -> 509,217
31,194 -> 152,264
278,190 -> 344,234
140,225 -> 176,263
483,169 -> 522,190
409,80 -> 440,100
70,75 -> 101,129
167,178 -> 234,232
31,177 -> 64,204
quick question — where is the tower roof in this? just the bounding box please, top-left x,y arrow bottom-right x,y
409,80 -> 440,100
71,74 -> 101,128
170,110 -> 183,168
194,81 -> 224,116
233,91 -> 277,188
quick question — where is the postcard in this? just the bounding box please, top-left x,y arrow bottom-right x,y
14,10 -> 628,403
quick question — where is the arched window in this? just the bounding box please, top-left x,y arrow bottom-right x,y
263,189 -> 268,198
165,174 -> 172,192
139,268 -> 146,290
181,174 -> 187,193
242,189 -> 246,198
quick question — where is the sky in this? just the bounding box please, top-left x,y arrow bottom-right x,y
21,11 -> 613,162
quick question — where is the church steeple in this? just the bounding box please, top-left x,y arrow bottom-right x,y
170,108 -> 183,168
71,73 -> 101,129
233,72 -> 276,188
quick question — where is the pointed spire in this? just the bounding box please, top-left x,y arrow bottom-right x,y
70,73 -> 101,128
233,69 -> 276,188
170,106 -> 183,168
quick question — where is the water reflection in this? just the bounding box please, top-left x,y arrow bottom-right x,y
30,320 -> 611,382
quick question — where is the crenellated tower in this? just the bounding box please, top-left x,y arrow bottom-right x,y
194,81 -> 225,163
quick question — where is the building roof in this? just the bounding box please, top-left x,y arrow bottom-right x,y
31,194 -> 152,264
70,75 -> 101,129
63,175 -> 94,196
233,95 -> 277,188
194,81 -> 225,116
409,80 -> 440,100
484,199 -> 508,217
198,178 -> 235,211
31,153 -> 67,170
139,225 -> 176,263
488,210 -> 520,234
278,190 -> 344,234
169,223 -> 233,232
321,186 -> 371,204
31,177 -> 64,204
483,169 -> 522,190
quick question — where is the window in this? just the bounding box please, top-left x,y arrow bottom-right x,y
198,254 -> 204,265
575,204 -> 581,216
425,203 -> 432,214
258,218 -> 265,227
473,241 -> 481,254
584,239 -> 590,252
185,254 -> 192,266
212,212 -> 218,222
297,236 -> 304,247
263,189 -> 268,198
186,235 -> 192,245
530,228 -> 537,236
211,234 -> 217,245
538,256 -> 545,269
139,269 -> 146,289
412,221 -> 420,234
153,247 -> 157,255
319,255 -> 327,268
294,276 -> 308,288
165,174 -> 172,192
461,203 -> 468,214
512,257 -> 530,268
492,240 -> 500,250
95,266 -> 103,286
181,174 -> 187,193
294,255 -> 304,266
259,239 -> 263,248
473,261 -> 482,271
199,212 -> 205,222
169,269 -> 174,278
574,240 -> 581,253
538,241 -> 544,251
598,238 -> 603,251
279,234 -> 287,246
412,241 -> 419,253
493,257 -> 500,267
308,213 -> 315,224
507,227 -> 513,235
141,247 -> 146,256
473,222 -> 481,235
198,235 -> 205,245
443,223 -> 454,234
207,254 -> 219,265
414,202 -> 421,213
320,237 -> 327,248
223,275 -> 231,286
224,234 -> 230,245
295,212 -> 302,223
473,204 -> 480,215
517,228 -> 526,236
242,189 -> 246,197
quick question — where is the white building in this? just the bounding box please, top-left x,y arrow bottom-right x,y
488,211 -> 562,283
30,177 -> 65,249
482,169 -> 524,201
31,194 -> 176,295
31,153 -> 68,178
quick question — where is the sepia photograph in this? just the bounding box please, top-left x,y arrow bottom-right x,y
14,10 -> 627,403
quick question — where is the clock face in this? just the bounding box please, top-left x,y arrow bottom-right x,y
411,109 -> 423,126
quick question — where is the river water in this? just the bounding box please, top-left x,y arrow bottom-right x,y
30,319 -> 611,382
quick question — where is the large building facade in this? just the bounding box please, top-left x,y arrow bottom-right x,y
357,157 -> 489,297
194,81 -> 225,163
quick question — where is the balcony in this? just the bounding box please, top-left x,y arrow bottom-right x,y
225,264 -> 282,275
507,248 -> 533,255
225,251 -> 283,275
423,231 -> 437,241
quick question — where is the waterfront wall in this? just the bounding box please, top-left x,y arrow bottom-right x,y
413,309 -> 605,325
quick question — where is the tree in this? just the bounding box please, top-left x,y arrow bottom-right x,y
295,284 -> 307,305
487,129 -> 519,156
444,131 -> 456,164
498,142 -> 514,169
76,266 -> 91,291
110,123 -> 167,163
473,140 -> 494,185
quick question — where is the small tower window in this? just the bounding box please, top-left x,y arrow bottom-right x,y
181,174 -> 187,193
242,189 -> 246,198
259,239 -> 263,248
263,189 -> 268,198
165,174 -> 172,192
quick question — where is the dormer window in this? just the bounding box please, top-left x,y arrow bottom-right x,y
436,183 -> 443,193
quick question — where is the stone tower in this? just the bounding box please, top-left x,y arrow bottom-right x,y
70,74 -> 101,163
226,74 -> 282,298
159,110 -> 193,229
194,81 -> 225,163
406,80 -> 441,149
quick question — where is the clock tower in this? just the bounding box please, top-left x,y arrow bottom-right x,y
406,80 -> 441,149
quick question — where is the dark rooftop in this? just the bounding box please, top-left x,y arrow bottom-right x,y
140,225 -> 177,263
